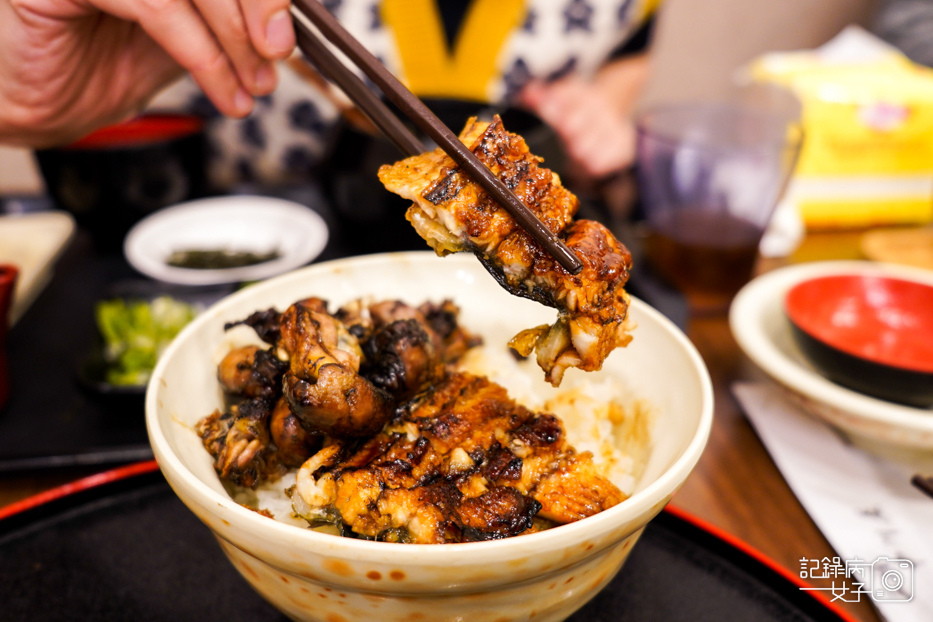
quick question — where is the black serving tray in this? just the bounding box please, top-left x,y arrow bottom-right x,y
0,462 -> 857,622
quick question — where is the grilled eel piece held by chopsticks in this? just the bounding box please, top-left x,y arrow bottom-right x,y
378,116 -> 634,386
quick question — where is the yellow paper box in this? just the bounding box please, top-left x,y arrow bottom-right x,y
749,27 -> 933,229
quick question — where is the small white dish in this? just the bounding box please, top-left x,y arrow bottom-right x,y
730,260 -> 933,451
124,196 -> 328,285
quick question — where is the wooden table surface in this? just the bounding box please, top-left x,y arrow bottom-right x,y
0,229 -> 886,621
673,230 -> 881,622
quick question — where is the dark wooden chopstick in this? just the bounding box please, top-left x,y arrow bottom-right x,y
290,0 -> 583,275
912,474 -> 933,499
290,8 -> 424,157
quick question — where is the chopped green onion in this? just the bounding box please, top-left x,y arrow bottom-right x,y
95,296 -> 199,386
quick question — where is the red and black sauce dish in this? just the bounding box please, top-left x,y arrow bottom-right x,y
785,274 -> 933,408
35,113 -> 208,250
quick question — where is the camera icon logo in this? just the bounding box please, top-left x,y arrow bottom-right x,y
870,558 -> 913,602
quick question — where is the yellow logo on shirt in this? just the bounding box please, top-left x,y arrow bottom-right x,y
381,0 -> 527,102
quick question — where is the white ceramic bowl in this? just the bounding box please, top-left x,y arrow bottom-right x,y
147,252 -> 713,622
730,260 -> 933,451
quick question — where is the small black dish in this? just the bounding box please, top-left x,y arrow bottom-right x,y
75,280 -> 234,402
76,338 -> 147,400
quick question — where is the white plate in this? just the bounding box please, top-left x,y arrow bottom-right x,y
730,260 -> 933,450
124,196 -> 328,285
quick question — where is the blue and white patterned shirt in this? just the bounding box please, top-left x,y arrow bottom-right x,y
152,0 -> 654,187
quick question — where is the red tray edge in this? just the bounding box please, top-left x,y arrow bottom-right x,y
0,460 -> 159,521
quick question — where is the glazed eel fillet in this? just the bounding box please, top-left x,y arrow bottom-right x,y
292,372 -> 625,544
199,299 -> 627,543
378,116 -> 634,386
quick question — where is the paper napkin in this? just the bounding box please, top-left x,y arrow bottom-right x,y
733,381 -> 933,622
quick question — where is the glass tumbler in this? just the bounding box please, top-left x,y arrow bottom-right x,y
635,101 -> 802,312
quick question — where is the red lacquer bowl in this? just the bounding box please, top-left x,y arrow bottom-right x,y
785,274 -> 933,408
34,113 -> 207,250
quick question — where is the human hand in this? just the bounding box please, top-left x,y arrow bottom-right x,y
0,0 -> 296,147
519,54 -> 650,180
520,77 -> 636,180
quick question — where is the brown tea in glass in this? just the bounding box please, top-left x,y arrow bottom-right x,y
643,209 -> 763,311
635,97 -> 802,313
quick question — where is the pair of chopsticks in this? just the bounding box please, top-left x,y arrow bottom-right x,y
289,0 -> 582,275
